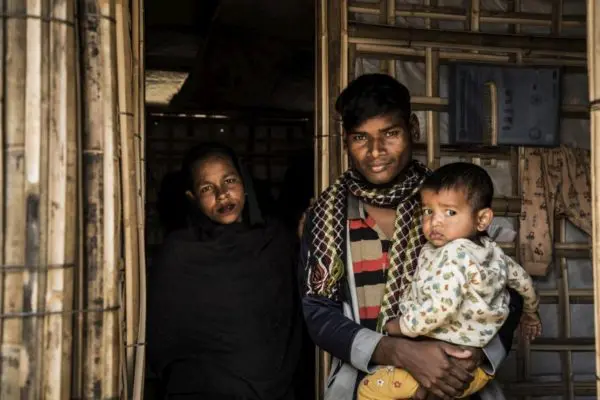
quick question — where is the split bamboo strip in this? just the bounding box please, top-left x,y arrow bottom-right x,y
79,0 -> 121,397
41,1 -> 77,399
115,0 -> 140,396
587,0 -> 600,397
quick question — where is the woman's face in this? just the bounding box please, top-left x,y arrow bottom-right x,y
186,155 -> 246,225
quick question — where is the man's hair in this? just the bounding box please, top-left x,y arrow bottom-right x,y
420,162 -> 494,211
335,73 -> 412,133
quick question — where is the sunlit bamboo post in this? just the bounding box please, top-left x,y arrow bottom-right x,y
315,1 -> 347,398
41,1 -> 77,399
79,0 -> 121,397
131,0 -> 148,398
587,0 -> 600,397
116,0 -> 140,395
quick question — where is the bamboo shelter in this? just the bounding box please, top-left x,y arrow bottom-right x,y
0,0 -> 146,398
316,1 -> 595,399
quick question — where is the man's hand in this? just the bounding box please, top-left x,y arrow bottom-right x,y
412,346 -> 483,399
373,337 -> 474,399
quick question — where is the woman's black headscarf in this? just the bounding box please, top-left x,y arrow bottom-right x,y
147,143 -> 301,400
181,142 -> 264,239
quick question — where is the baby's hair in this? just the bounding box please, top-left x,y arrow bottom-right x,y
420,162 -> 493,211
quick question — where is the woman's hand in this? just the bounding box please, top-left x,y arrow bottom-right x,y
373,337 -> 473,399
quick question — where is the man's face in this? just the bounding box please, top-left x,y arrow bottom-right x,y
345,113 -> 413,185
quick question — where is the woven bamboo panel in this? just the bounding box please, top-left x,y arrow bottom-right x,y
316,1 -> 593,399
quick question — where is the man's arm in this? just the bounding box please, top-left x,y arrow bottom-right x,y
298,216 -> 383,372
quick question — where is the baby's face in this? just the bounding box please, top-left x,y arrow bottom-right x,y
420,188 -> 479,247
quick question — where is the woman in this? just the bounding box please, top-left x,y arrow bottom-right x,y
147,143 -> 302,399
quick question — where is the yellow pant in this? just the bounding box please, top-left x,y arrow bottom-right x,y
357,366 -> 492,400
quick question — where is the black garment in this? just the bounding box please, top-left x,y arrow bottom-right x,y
147,150 -> 302,400
147,217 -> 302,400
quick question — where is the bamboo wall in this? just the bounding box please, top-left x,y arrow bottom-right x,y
316,1 -> 594,399
0,0 -> 145,399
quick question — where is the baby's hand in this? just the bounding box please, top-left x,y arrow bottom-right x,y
384,318 -> 404,337
520,311 -> 542,341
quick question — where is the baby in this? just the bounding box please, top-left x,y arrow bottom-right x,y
358,162 -> 542,400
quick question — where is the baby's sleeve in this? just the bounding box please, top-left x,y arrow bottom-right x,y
504,255 -> 539,314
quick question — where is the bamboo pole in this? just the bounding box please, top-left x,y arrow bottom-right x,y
555,218 -> 574,400
424,0 -> 439,170
115,0 -> 140,395
132,0 -> 148,397
0,0 -> 5,391
41,1 -> 77,399
355,44 -> 587,68
1,0 -> 42,397
316,0 -> 331,193
587,0 -> 600,397
348,22 -> 587,54
315,1 -> 345,396
348,2 -> 585,28
340,0 -> 349,172
79,0 -> 121,397
384,0 -> 395,76
72,0 -> 85,395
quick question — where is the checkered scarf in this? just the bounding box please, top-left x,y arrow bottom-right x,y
305,160 -> 430,331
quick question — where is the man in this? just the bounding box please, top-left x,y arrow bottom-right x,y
299,73 -> 522,400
